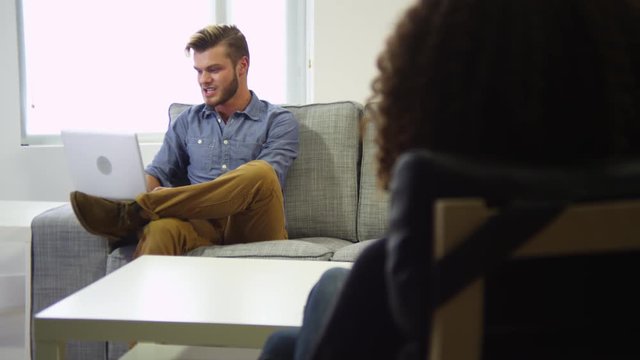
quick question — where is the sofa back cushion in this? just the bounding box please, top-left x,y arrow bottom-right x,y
168,103 -> 190,125
283,102 -> 362,241
357,118 -> 389,241
168,102 -> 363,242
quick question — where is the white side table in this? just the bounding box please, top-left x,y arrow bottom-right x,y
0,201 -> 66,359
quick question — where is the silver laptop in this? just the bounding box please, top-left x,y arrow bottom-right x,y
61,130 -> 147,200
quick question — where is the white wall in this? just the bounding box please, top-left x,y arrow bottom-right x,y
312,0 -> 413,103
0,0 -> 414,201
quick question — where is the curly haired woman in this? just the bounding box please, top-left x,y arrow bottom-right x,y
259,0 -> 640,359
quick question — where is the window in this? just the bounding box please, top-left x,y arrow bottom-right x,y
18,0 -> 307,144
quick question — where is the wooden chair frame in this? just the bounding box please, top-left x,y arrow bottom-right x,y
429,197 -> 640,360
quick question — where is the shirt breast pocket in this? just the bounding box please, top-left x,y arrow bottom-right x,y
186,137 -> 214,170
233,140 -> 262,163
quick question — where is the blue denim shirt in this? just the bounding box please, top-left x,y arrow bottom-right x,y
146,92 -> 299,189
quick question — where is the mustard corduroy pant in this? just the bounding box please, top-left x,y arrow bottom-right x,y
133,160 -> 287,257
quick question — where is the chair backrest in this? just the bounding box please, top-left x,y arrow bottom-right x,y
430,197 -> 640,360
414,146 -> 640,360
382,149 -> 640,359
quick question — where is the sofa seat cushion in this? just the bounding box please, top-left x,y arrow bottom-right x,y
187,239 -> 345,261
106,245 -> 137,275
292,237 -> 355,252
331,239 -> 379,262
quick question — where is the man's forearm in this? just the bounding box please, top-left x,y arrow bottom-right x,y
145,174 -> 162,192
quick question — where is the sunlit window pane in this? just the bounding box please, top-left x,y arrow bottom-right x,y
21,0 -> 213,136
228,0 -> 287,105
19,0 -> 305,141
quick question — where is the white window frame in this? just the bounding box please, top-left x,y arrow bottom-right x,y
17,0 -> 311,146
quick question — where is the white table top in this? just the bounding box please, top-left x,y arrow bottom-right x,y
35,256 -> 352,350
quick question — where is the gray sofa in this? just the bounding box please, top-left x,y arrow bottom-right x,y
30,101 -> 389,359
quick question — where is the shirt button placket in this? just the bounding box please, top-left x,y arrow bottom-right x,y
222,138 -> 229,171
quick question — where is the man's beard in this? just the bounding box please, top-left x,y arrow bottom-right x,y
208,72 -> 239,107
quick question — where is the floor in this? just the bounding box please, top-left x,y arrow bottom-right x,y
0,306 -> 27,360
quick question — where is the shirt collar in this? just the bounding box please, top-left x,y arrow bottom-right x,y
201,91 -> 263,121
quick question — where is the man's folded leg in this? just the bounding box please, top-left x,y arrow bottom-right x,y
69,191 -> 149,240
134,218 -> 221,257
137,160 -> 287,243
70,160 -> 287,246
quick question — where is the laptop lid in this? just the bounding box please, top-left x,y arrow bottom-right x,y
61,130 -> 147,200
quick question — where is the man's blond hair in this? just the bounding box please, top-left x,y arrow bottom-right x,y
185,25 -> 249,65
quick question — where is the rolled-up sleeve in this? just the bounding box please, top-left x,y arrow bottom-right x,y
257,109 -> 299,189
145,111 -> 191,187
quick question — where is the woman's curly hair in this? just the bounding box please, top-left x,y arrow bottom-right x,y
369,0 -> 640,190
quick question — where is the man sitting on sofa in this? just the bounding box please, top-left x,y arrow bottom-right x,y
70,24 -> 299,257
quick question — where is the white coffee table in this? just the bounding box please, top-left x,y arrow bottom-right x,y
34,255 -> 352,360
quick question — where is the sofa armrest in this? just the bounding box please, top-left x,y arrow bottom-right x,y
31,203 -> 110,359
